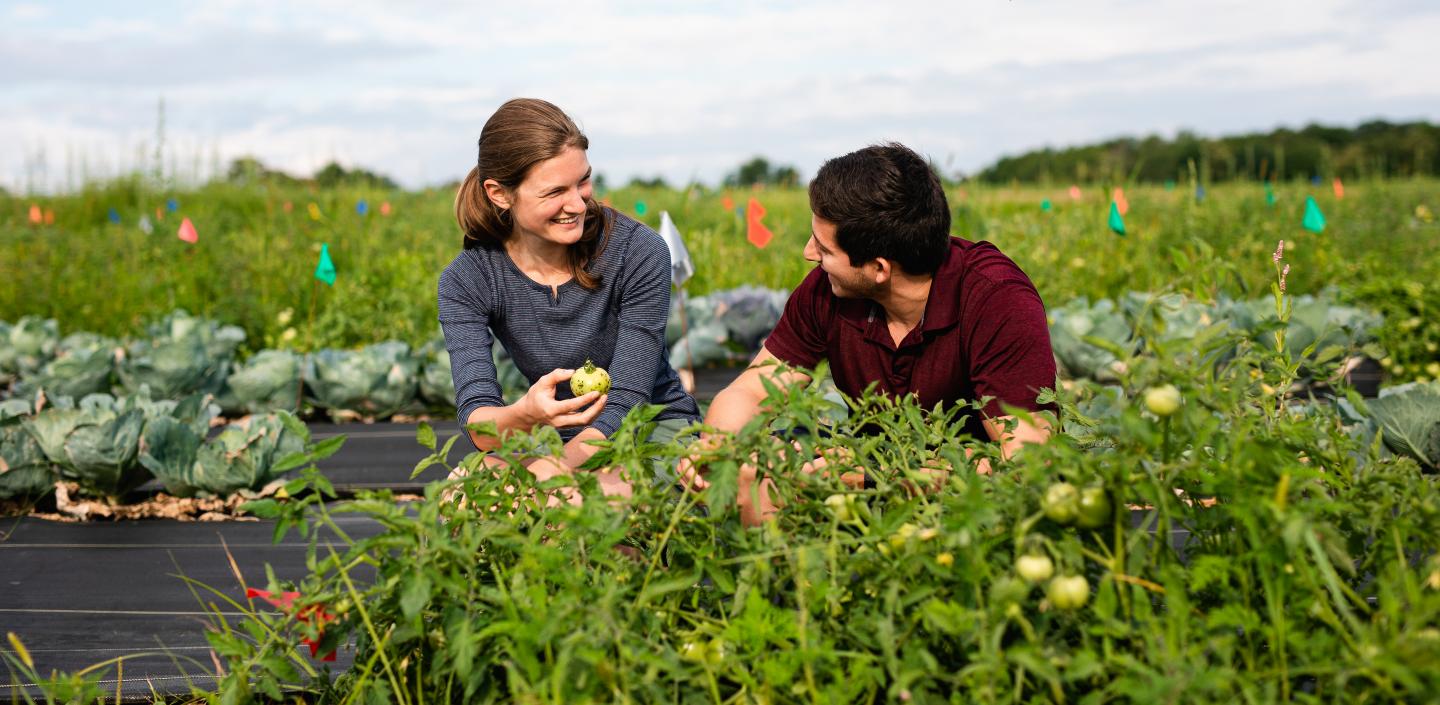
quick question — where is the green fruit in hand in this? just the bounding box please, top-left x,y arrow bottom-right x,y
1047,575 -> 1090,610
570,359 -> 611,396
1075,486 -> 1113,529
1042,482 -> 1080,525
1144,384 -> 1181,417
1015,554 -> 1055,583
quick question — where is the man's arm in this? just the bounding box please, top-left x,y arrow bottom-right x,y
971,413 -> 1053,475
704,345 -> 813,433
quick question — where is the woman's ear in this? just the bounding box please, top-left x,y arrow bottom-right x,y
482,179 -> 512,211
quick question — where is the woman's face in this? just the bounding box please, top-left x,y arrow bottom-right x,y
491,146 -> 593,247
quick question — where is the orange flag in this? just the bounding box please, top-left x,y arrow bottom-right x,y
746,197 -> 773,249
28,204 -> 41,224
1112,187 -> 1129,215
721,194 -> 735,211
178,217 -> 198,243
379,201 -> 392,216
43,209 -> 54,225
1332,178 -> 1344,199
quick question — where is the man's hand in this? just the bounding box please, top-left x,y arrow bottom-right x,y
677,433 -> 727,492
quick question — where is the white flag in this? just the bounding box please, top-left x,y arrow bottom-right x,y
138,215 -> 153,234
658,211 -> 694,287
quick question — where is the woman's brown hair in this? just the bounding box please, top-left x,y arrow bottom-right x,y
454,98 -> 612,289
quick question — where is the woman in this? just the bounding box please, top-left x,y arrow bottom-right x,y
439,98 -> 701,501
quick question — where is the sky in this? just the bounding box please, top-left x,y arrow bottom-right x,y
3,0 -> 1439,192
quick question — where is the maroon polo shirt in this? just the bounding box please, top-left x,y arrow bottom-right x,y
764,237 -> 1057,441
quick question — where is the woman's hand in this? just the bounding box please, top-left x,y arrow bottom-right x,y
519,368 -> 607,429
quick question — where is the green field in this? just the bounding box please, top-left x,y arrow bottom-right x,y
5,178 -> 1440,702
4,178 -> 1438,376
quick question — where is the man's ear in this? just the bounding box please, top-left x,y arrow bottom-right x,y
868,257 -> 894,285
482,179 -> 512,210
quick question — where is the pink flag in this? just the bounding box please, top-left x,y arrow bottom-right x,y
177,217 -> 198,243
1332,178 -> 1344,199
380,201 -> 392,216
1068,185 -> 1082,201
1112,187 -> 1129,215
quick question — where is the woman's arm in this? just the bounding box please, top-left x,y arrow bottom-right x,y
588,228 -> 677,437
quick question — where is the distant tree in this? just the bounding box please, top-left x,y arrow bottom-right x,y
724,156 -> 803,187
224,156 -> 300,186
627,175 -> 670,189
312,161 -> 399,190
977,120 -> 1440,183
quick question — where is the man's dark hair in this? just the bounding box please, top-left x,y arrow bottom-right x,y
808,142 -> 951,276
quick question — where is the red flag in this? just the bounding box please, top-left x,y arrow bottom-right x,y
177,217 -> 198,243
1112,187 -> 1129,215
746,197 -> 773,249
246,588 -> 337,661
721,195 -> 735,211
1332,178 -> 1344,199
28,204 -> 41,224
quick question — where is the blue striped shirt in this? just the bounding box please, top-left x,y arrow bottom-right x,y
438,209 -> 700,447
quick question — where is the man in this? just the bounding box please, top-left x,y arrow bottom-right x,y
689,143 -> 1057,524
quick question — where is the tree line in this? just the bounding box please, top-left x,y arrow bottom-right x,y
975,120 -> 1439,184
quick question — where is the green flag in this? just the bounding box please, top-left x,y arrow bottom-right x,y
1302,196 -> 1326,233
315,243 -> 337,285
1265,183 -> 1277,206
1040,199 -> 1052,212
1108,201 -> 1126,235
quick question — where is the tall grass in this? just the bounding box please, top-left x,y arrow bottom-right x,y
3,177 -> 1438,352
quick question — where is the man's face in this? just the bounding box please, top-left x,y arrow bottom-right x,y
805,214 -> 878,299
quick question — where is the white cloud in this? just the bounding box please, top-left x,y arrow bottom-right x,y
3,0 -> 1438,192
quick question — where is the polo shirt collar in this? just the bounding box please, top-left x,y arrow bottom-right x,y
918,237 -> 964,333
832,236 -> 966,338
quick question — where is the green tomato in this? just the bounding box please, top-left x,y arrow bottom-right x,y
570,359 -> 611,396
1144,384 -> 1181,417
1042,482 -> 1080,525
1075,486 -> 1113,529
1015,554 -> 1054,583
824,494 -> 852,522
1047,575 -> 1090,611
679,640 -> 707,664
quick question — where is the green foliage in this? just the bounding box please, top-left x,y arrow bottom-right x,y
979,120 -> 1440,183
200,306 -> 1440,703
3,178 -> 1437,380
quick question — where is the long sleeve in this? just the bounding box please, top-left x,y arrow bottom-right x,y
437,264 -> 504,437
590,232 -> 672,436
